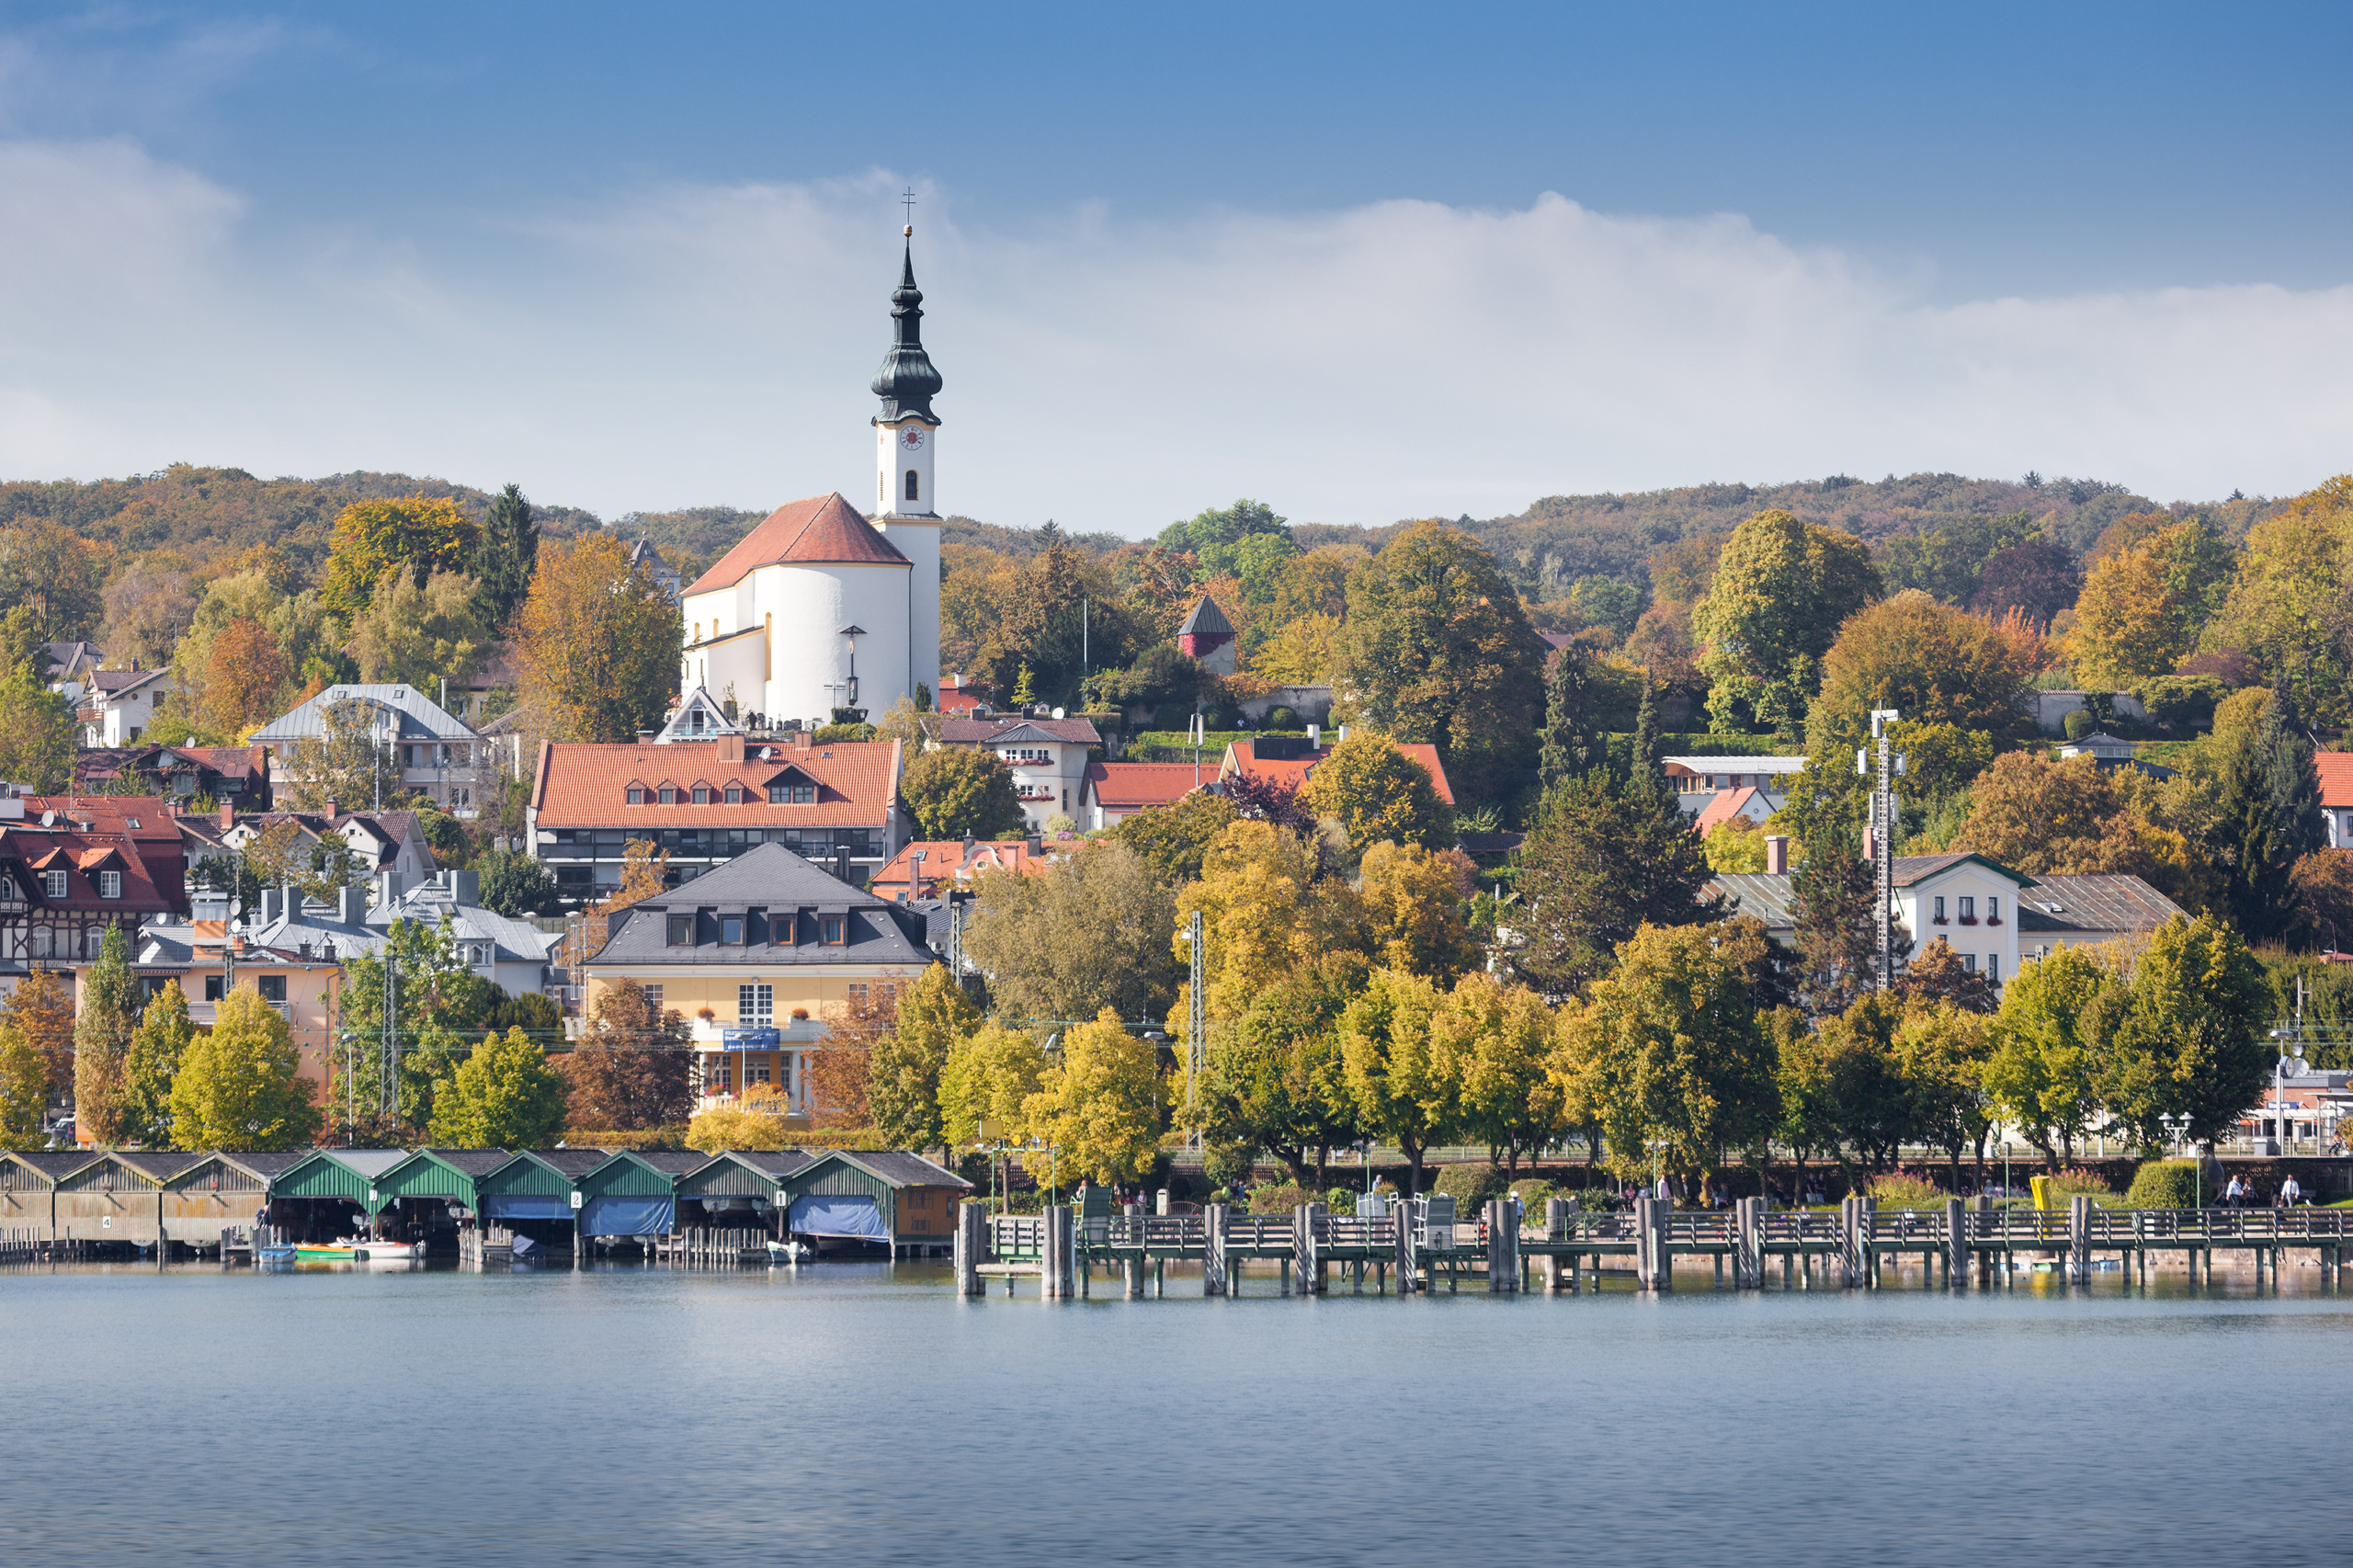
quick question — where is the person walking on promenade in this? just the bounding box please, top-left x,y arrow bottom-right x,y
2280,1173 -> 2302,1207
2225,1174 -> 2244,1209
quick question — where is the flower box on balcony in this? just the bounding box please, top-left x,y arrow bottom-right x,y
1959,915 -> 1979,926
1931,917 -> 1949,926
1986,916 -> 2003,926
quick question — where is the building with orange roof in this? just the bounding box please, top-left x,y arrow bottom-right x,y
528,731 -> 907,907
869,836 -> 1066,901
1691,784 -> 1774,838
676,237 -> 950,726
1218,734 -> 1456,807
1081,762 -> 1206,829
2323,753 -> 2353,848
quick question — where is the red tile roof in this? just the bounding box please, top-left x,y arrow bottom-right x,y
531,736 -> 904,827
1084,762 -> 1205,811
870,838 -> 1063,898
0,795 -> 186,917
1693,786 -> 1771,836
1221,738 -> 1456,807
2319,753 -> 2353,809
684,492 -> 910,595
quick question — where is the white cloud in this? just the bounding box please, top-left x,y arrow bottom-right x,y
1,143 -> 2348,531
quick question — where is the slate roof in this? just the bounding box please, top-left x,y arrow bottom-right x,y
520,1149 -> 613,1178
588,841 -> 936,970
215,1152 -> 310,1181
685,493 -> 911,595
250,685 -> 476,744
367,881 -> 558,964
1889,853 -> 2037,888
530,737 -> 903,830
2017,874 -> 2186,936
937,715 -> 1103,747
1706,872 -> 1800,929
108,1150 -> 210,1183
1178,597 -> 1233,638
6,1150 -> 107,1182
415,1149 -> 515,1177
835,1150 -> 972,1188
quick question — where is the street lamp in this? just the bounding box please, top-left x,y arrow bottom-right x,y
2161,1112 -> 2198,1209
1645,1138 -> 1672,1204
2264,1035 -> 2311,1156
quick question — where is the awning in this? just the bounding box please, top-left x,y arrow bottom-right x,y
580,1196 -> 674,1237
788,1194 -> 887,1241
483,1195 -> 574,1221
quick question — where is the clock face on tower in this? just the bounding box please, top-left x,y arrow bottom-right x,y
900,426 -> 926,450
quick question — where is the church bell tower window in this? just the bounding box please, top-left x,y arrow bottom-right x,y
905,469 -> 920,503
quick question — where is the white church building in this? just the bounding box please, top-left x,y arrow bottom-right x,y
679,233 -> 945,726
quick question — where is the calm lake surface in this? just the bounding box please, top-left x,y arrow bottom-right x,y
6,1257 -> 2350,1566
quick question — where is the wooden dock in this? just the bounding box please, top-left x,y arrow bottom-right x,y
950,1194 -> 2353,1298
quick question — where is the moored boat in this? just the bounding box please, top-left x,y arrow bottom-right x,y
290,1238 -> 423,1264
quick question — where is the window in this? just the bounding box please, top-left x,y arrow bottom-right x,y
639,983 -> 664,1012
767,782 -> 817,805
1958,895 -> 1977,925
666,915 -> 695,946
257,974 -> 287,1003
1986,953 -> 2001,985
692,784 -> 711,805
84,928 -> 103,960
0,877 -> 15,900
748,1058 -> 772,1085
98,870 -> 121,899
720,915 -> 746,945
627,785 -> 646,805
1986,896 -> 2002,926
1931,896 -> 1947,924
821,915 -> 847,946
905,468 -> 919,503
204,974 -> 224,1001
41,870 -> 65,899
739,983 -> 774,1025
659,785 -> 677,805
847,983 -> 869,1007
1961,953 -> 1977,972
724,782 -> 744,805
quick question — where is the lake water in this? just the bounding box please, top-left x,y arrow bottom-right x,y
6,1257 -> 2351,1566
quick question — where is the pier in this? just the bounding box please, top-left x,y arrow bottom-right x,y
950,1194 -> 2353,1297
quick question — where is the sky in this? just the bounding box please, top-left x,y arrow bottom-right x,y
2,2 -> 2349,535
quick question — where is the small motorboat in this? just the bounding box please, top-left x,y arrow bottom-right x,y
290,1238 -> 423,1264
766,1239 -> 811,1265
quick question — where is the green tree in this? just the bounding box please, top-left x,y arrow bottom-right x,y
900,745 -> 1026,840
1337,519 -> 1547,803
1022,1009 -> 1165,1184
1159,498 -> 1290,555
1299,729 -> 1453,859
72,923 -> 139,1144
870,963 -> 979,1149
347,567 -> 493,693
475,847 -> 560,917
320,495 -> 482,617
1107,790 -> 1235,883
1553,921 -> 1779,1197
963,842 -> 1178,1024
120,984 -> 196,1148
938,1021 -> 1046,1147
1438,971 -> 1561,1174
428,1026 -> 568,1148
1629,665 -> 1663,789
1692,509 -> 1881,734
2204,477 -> 2353,722
169,987 -> 321,1150
1777,990 -> 1914,1179
1984,945 -> 2110,1162
2213,679 -> 2325,939
1200,951 -> 1367,1183
330,917 -> 494,1142
1338,966 -> 1454,1195
0,665 -> 76,793
278,696 -> 402,812
1510,769 -> 1716,996
475,483 -> 540,630
515,533 -> 683,743
1893,1003 -> 1995,1185
0,1023 -> 42,1147
1536,642 -> 1601,793
2091,915 -> 2269,1147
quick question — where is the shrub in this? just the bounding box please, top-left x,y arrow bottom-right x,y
2136,674 -> 2229,727
563,1125 -> 687,1152
1434,1163 -> 1512,1212
1867,1171 -> 1944,1210
2063,708 -> 2097,741
1325,1187 -> 1355,1210
1204,1142 -> 1257,1189
1249,1182 -> 1314,1215
1509,1178 -> 1555,1210
2035,1167 -> 2121,1208
1265,706 -> 1299,732
2125,1159 -> 2204,1210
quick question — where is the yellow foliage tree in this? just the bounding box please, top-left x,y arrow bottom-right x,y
1022,1009 -> 1165,1184
516,533 -> 684,743
1337,967 -> 1455,1195
2073,535 -> 2192,685
938,1021 -> 1047,1148
1299,729 -> 1453,858
168,988 -> 321,1151
1174,820 -> 1348,1023
1432,971 -> 1560,1171
0,1022 -> 43,1148
1355,840 -> 1479,983
1250,611 -> 1344,685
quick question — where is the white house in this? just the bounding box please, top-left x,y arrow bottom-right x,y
367,867 -> 560,997
937,714 -> 1102,830
78,669 -> 176,747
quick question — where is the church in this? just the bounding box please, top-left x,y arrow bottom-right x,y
678,229 -> 945,725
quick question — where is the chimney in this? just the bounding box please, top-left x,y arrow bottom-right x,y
380,868 -> 403,908
1307,723 -> 1320,748
338,883 -> 368,925
795,729 -> 813,752
219,801 -> 234,831
717,734 -> 743,764
325,799 -> 339,820
450,868 -> 480,905
1025,833 -> 1042,856
1765,835 -> 1789,876
259,888 -> 282,925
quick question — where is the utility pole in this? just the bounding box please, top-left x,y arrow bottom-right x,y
380,950 -> 397,1123
1857,709 -> 1905,990
1186,909 -> 1205,1150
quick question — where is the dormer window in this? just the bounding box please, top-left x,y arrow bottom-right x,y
42,870 -> 65,899
724,783 -> 744,805
99,870 -> 121,899
627,785 -> 646,806
721,915 -> 745,945
692,784 -> 711,806
768,782 -> 816,805
665,915 -> 694,946
821,915 -> 847,946
658,785 -> 677,805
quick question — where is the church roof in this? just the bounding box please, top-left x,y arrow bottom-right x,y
1178,597 -> 1233,638
684,493 -> 911,595
871,242 -> 943,423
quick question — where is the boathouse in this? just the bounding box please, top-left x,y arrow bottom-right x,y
0,1151 -> 103,1238
784,1149 -> 970,1255
159,1152 -> 303,1250
373,1148 -> 511,1238
575,1149 -> 707,1240
266,1149 -> 408,1241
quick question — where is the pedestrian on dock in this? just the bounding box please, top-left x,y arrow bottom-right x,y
2279,1173 -> 2302,1207
2225,1175 -> 2244,1208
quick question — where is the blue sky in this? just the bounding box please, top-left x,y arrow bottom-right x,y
3,3 -> 2349,530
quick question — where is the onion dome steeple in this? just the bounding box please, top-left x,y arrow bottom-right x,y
870,234 -> 943,424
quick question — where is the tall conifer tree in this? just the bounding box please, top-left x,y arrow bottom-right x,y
1537,642 -> 1598,795
2218,676 -> 2323,938
475,483 -> 540,630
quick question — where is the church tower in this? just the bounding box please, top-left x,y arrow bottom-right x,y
871,225 -> 942,707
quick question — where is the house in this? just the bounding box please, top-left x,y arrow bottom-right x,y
1079,761 -> 1204,830
439,642 -> 523,730
2057,732 -> 2176,780
578,840 -> 937,1117
75,668 -> 176,747
654,684 -> 744,744
631,538 -> 684,603
200,806 -> 437,896
42,641 -> 104,696
1692,785 -> 1777,838
249,683 -> 486,818
0,795 -> 188,982
1178,596 -> 1237,676
935,714 -> 1101,830
78,744 -> 271,810
1219,734 -> 1457,808
937,673 -> 991,717
365,867 -> 560,995
138,888 -> 377,1093
869,835 -> 1063,901
2314,754 -> 2353,849
1665,755 -> 1806,820
2016,874 -> 2188,959
529,731 -> 907,906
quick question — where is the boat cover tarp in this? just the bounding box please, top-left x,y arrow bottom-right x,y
483,1195 -> 573,1221
789,1194 -> 888,1240
579,1196 -> 674,1237
510,1233 -> 543,1258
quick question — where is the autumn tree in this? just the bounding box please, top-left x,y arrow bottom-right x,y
938,1022 -> 1047,1147
1436,971 -> 1560,1173
2074,528 -> 2200,685
1299,729 -> 1453,859
169,987 -> 320,1151
1199,951 -> 1367,1183
1356,841 -> 1479,983
348,567 -> 493,693
2207,477 -> 2353,720
0,664 -> 75,793
900,746 -> 1025,841
72,923 -> 138,1144
201,619 -> 298,735
4,970 -> 77,1098
1023,1009 -> 1165,1184
0,1023 -> 41,1147
2090,915 -> 2270,1148
514,533 -> 682,743
1338,966 -> 1454,1196
1251,611 -> 1343,686
1336,519 -> 1546,802
1894,1004 -> 1995,1185
1108,791 -> 1235,884
1777,989 -> 1914,1178
1509,769 -> 1716,997
1692,509 -> 1880,734
428,1027 -> 568,1148
320,495 -> 482,617
1983,945 -> 2110,1162
100,562 -> 198,670
870,963 -> 979,1149
1950,751 -> 2210,911
0,519 -> 104,642
1968,537 -> 2080,625
566,979 -> 691,1130
963,842 -> 1177,1024
1806,593 -> 2041,760
1176,820 -> 1356,1024
119,982 -> 196,1148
